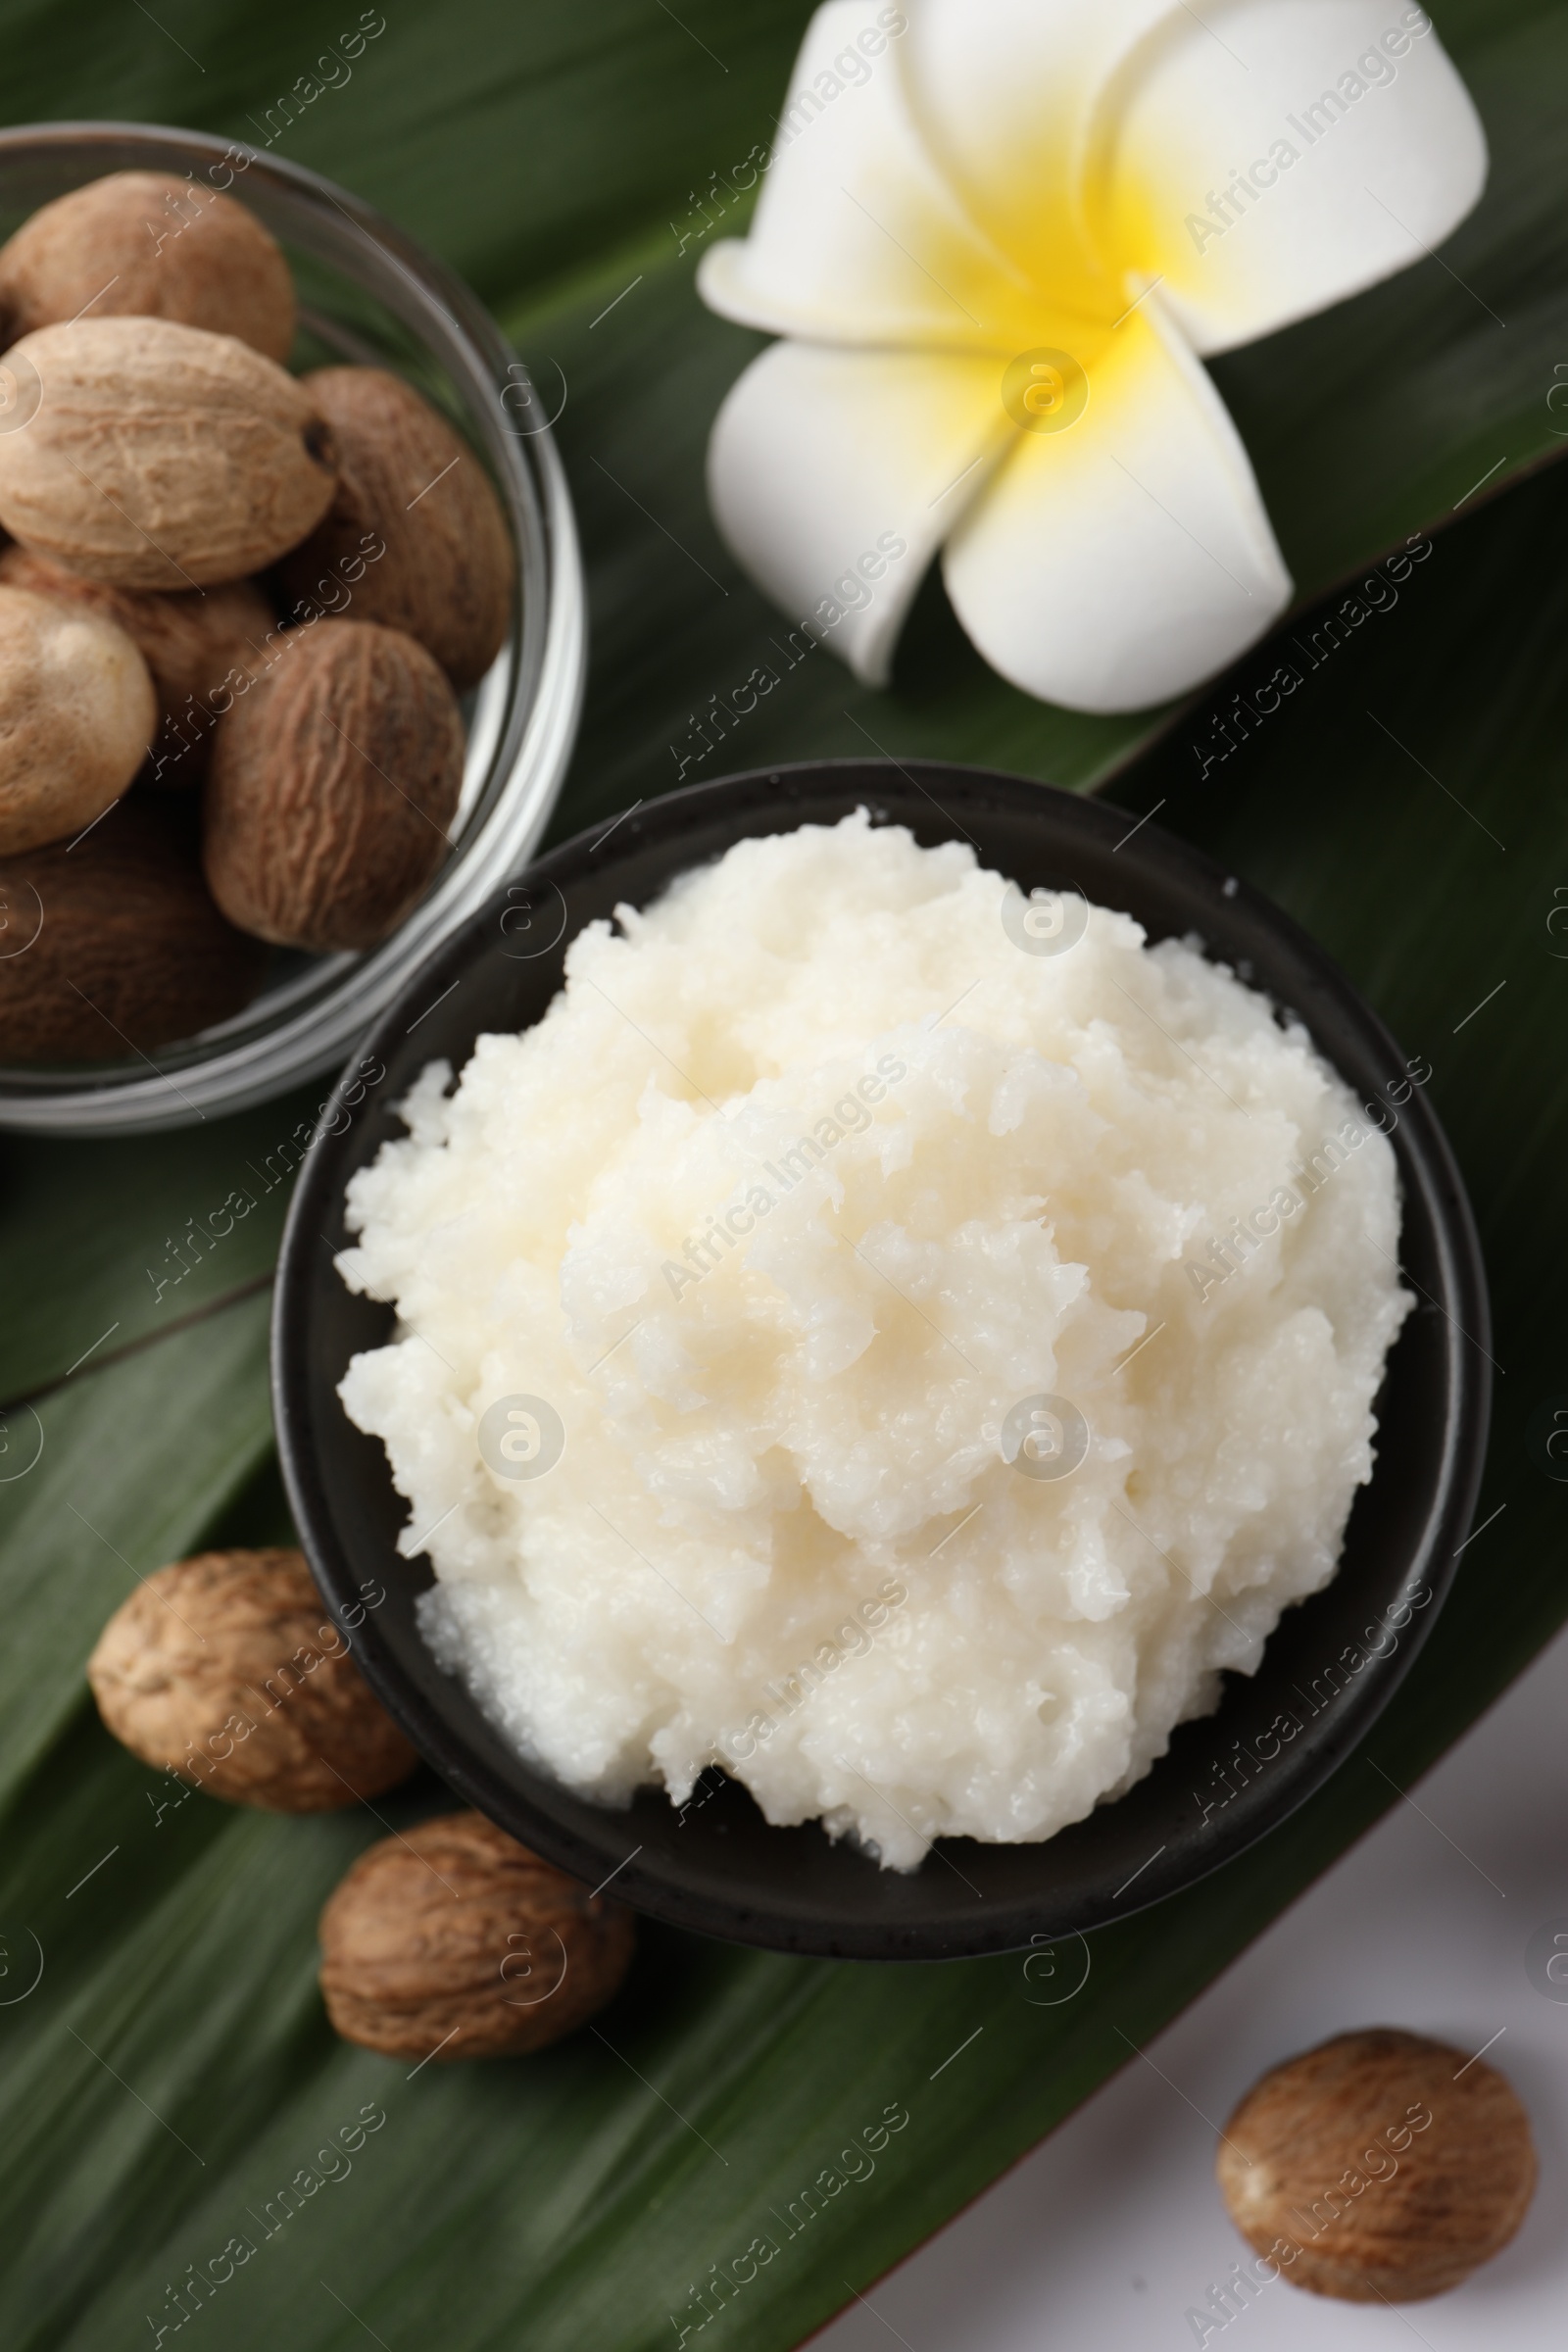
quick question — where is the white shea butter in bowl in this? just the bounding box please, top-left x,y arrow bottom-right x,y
335,812 -> 1411,1870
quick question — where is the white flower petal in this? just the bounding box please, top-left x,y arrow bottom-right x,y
697,0 -> 1479,718
942,303 -> 1292,713
698,0 -> 1039,350
899,0 -> 1180,309
706,336 -> 1011,685
1106,0 -> 1488,353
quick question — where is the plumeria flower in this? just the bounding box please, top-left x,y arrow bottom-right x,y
697,0 -> 1486,713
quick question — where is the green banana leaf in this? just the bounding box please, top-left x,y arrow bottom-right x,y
2,3 -> 1567,2346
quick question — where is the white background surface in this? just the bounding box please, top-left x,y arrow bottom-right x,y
812,1618 -> 1568,2350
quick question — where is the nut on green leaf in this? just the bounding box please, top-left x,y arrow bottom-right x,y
318,1810 -> 636,2061
87,1547 -> 417,1811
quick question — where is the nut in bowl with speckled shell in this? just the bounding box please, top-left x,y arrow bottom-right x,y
202,618 -> 466,955
0,168 -> 296,358
0,318 -> 339,589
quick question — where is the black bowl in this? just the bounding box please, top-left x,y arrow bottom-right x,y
273,761 -> 1491,1960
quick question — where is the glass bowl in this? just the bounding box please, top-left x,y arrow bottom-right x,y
0,121 -> 584,1134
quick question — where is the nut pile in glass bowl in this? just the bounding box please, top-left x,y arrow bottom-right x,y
0,123 -> 584,1136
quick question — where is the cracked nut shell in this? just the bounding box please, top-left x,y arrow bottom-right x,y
0,171 -> 296,361
0,792 -> 267,1062
274,367 -> 514,690
0,317 -> 336,589
318,1810 -> 636,2060
87,1547 -> 418,1811
1217,2027 -> 1536,2302
203,616 -> 465,952
0,581 -> 157,853
0,545 -> 272,786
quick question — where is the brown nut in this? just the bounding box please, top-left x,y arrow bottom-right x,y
0,793 -> 267,1062
86,1547 -> 417,1811
274,367 -> 513,689
1217,2027 -> 1537,2302
0,318 -> 336,589
0,172 -> 295,362
0,546 -> 272,786
203,616 -> 465,952
0,582 -> 156,852
318,1810 -> 636,2060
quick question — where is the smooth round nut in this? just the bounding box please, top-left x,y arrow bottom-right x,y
0,582 -> 157,852
0,317 -> 336,588
318,1810 -> 636,2060
203,616 -> 465,952
1217,2028 -> 1536,2301
0,546 -> 272,786
87,1548 -> 417,1811
274,368 -> 514,689
0,793 -> 267,1062
0,172 -> 295,361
